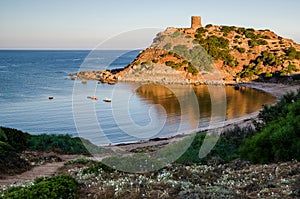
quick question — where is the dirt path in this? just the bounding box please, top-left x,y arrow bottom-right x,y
0,162 -> 65,187
0,155 -> 83,188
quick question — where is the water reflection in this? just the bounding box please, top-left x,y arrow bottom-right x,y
135,83 -> 276,123
74,82 -> 276,145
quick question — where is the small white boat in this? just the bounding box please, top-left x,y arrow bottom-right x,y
103,97 -> 112,102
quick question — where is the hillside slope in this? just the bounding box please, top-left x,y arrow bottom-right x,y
77,18 -> 300,84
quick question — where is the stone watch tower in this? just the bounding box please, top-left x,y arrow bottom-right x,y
191,16 -> 202,29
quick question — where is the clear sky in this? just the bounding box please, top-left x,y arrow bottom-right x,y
0,0 -> 299,50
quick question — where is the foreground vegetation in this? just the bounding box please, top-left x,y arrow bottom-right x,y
0,128 -> 107,175
1,175 -> 78,199
1,90 -> 300,198
178,90 -> 300,165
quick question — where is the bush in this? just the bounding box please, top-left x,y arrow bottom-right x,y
186,63 -> 199,75
2,174 -> 78,199
238,64 -> 262,78
245,31 -> 256,39
196,35 -> 233,66
64,157 -> 93,166
0,127 -> 31,152
285,47 -> 300,60
251,50 -> 283,67
165,60 -> 184,69
141,61 -> 151,66
163,42 -> 172,50
28,134 -> 90,154
205,24 -> 213,28
82,161 -> 115,174
261,35 -> 271,39
287,64 -> 299,73
256,39 -> 268,45
240,91 -> 300,163
220,26 -> 236,35
264,71 -> 273,78
196,27 -> 208,35
152,58 -> 159,63
236,47 -> 246,53
236,27 -> 246,35
169,30 -> 180,38
177,126 -> 255,164
172,45 -> 189,58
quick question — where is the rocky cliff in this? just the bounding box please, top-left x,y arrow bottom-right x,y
77,19 -> 300,85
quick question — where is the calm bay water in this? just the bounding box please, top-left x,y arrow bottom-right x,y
0,50 -> 276,145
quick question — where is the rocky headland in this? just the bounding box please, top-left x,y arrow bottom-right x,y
76,16 -> 300,85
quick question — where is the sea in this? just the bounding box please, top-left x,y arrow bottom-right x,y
0,50 -> 276,145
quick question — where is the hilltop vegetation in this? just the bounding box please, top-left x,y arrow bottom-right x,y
148,24 -> 300,82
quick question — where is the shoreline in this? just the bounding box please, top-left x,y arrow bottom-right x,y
103,82 -> 300,152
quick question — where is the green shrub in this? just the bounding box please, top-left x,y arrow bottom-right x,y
287,64 -> 298,73
196,35 -> 232,65
240,94 -> 300,163
236,27 -> 246,35
205,24 -> 213,28
163,42 -> 172,50
169,30 -> 180,38
264,71 -> 273,78
172,45 -> 189,58
0,128 -> 6,140
165,60 -> 175,67
165,60 -> 186,70
189,46 -> 213,71
64,157 -> 93,166
0,127 -> 31,152
245,31 -> 256,39
236,47 -> 246,53
141,61 -> 151,66
285,46 -> 300,60
255,91 -> 300,131
261,35 -> 271,39
248,40 -> 257,48
133,60 -> 140,66
252,50 -> 283,67
256,39 -> 268,45
177,126 -> 255,164
28,134 -> 90,154
2,174 -> 78,199
152,58 -> 159,64
238,64 -> 262,78
220,26 -> 236,35
196,27 -> 208,35
186,63 -> 199,75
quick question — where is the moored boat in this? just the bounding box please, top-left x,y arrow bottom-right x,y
103,97 -> 112,102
